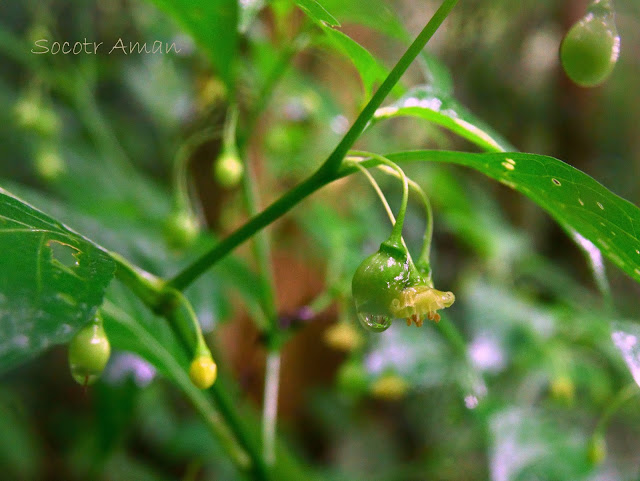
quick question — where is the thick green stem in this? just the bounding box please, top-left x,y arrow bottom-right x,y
318,0 -> 459,175
168,0 -> 459,290
169,170 -> 331,290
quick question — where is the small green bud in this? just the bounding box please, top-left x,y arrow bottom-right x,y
165,210 -> 199,249
213,151 -> 244,188
34,146 -> 65,181
68,315 -> 111,386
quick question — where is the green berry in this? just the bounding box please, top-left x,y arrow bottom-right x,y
68,315 -> 111,386
352,240 -> 414,332
165,210 -> 199,249
214,151 -> 244,188
352,238 -> 454,331
34,146 -> 65,181
560,11 -> 620,87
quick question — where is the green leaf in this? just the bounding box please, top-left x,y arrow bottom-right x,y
295,0 -> 339,27
0,188 -> 115,372
147,0 -> 238,92
315,26 -> 388,99
383,150 -> 640,285
371,85 -> 515,152
316,0 -> 406,39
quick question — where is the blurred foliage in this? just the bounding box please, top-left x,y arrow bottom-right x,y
1,0 -> 640,480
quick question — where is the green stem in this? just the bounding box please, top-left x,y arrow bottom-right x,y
375,165 -> 434,273
168,169 -> 331,290
238,21 -> 312,150
101,301 -> 252,472
349,151 -> 409,244
168,0 -> 459,290
318,0 -> 459,175
594,383 -> 638,435
172,127 -> 221,212
235,110 -> 279,332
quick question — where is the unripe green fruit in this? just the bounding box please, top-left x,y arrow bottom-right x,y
14,97 -> 60,136
34,146 -> 65,181
352,240 -> 414,332
165,210 -> 199,249
68,319 -> 111,385
560,12 -> 620,87
214,151 -> 244,188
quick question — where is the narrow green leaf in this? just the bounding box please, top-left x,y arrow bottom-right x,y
295,0 -> 340,27
0,188 -> 115,372
383,151 -> 640,285
371,85 -> 515,152
147,0 -> 238,92
315,26 -> 388,98
317,0 -> 406,39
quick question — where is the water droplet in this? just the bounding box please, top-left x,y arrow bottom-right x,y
357,312 -> 392,333
552,178 -> 561,186
501,161 -> 515,171
636,249 -> 640,255
597,202 -> 604,210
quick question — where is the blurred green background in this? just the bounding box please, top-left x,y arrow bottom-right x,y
1,0 -> 640,480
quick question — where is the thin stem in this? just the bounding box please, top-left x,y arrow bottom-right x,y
262,351 -> 281,465
349,151 -> 408,244
376,165 -> 434,269
168,0 -> 459,290
101,301 -> 252,471
234,106 -> 279,332
238,22 -> 312,150
353,163 -> 397,226
594,383 -> 638,435
318,0 -> 459,175
172,127 -> 222,211
168,169 -> 331,290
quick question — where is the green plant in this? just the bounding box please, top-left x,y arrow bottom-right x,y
560,0 -> 620,87
1,0 -> 640,480
67,313 -> 111,385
